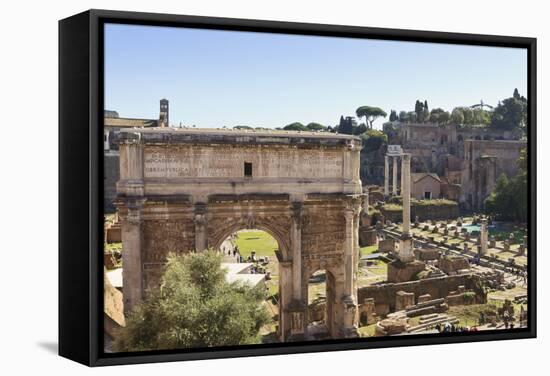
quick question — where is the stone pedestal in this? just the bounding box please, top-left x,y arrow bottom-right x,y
395,290 -> 415,310
398,235 -> 415,263
287,300 -> 307,341
341,295 -> 358,338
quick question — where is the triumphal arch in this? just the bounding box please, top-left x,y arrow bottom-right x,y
115,128 -> 363,341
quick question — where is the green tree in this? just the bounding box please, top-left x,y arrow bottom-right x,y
399,111 -> 409,122
429,108 -> 450,125
491,89 -> 528,130
234,125 -> 253,130
360,129 -> 388,151
113,251 -> 269,352
422,107 -> 430,123
306,122 -> 326,131
485,148 -> 528,222
389,110 -> 398,122
283,122 -> 309,131
353,123 -> 368,135
451,108 -> 465,125
461,107 -> 474,125
356,106 -> 387,129
438,111 -> 451,124
414,100 -> 424,121
472,108 -> 491,125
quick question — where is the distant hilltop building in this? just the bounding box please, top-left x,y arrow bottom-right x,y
375,121 -> 525,211
104,98 -> 170,212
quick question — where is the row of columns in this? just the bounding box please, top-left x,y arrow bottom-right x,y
383,151 -> 415,262
384,154 -> 402,197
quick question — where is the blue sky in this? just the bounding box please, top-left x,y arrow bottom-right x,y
104,23 -> 527,129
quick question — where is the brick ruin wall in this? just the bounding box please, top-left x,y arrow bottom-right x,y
357,274 -> 483,313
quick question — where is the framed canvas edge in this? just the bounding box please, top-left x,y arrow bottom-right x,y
59,8 -> 537,367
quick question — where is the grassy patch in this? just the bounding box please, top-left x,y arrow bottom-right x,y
447,303 -> 497,327
358,323 -> 377,337
234,230 -> 278,257
382,203 -> 402,211
367,260 -> 388,276
105,242 -> 122,252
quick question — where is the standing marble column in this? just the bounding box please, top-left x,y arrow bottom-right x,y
291,202 -> 303,300
401,154 -> 411,236
288,201 -> 306,339
479,218 -> 488,256
278,260 -> 293,341
121,198 -> 146,315
399,154 -> 414,262
392,156 -> 398,196
342,206 -> 358,338
384,155 -> 389,196
343,208 -> 355,296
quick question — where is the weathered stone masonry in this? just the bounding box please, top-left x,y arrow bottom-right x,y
115,129 -> 364,341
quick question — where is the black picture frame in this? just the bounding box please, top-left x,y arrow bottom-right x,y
59,9 -> 537,367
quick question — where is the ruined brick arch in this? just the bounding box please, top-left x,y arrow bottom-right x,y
209,218 -> 292,262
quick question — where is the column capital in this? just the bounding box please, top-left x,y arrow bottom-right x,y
344,208 -> 355,222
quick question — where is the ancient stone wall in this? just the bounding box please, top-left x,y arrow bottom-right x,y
357,274 -> 481,313
461,140 -> 526,210
381,201 -> 459,222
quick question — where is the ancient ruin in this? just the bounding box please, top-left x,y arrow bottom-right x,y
114,128 -> 364,341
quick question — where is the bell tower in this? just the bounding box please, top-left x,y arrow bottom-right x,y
159,98 -> 169,127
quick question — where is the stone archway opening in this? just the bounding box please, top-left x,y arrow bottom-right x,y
306,269 -> 336,340
218,228 -> 282,343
